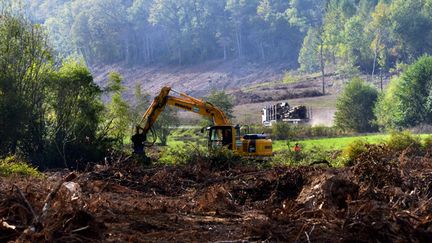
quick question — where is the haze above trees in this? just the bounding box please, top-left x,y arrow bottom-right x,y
6,0 -> 430,75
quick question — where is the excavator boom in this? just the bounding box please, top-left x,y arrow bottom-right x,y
132,86 -> 231,154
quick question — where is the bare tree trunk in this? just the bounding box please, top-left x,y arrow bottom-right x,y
145,35 -> 150,63
149,35 -> 154,62
260,42 -> 265,62
320,40 -> 325,95
223,44 -> 227,60
178,47 -> 182,65
55,140 -> 68,168
372,35 -> 381,81
125,38 -> 130,65
124,26 -> 131,65
236,29 -> 242,59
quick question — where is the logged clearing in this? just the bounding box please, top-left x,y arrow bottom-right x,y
91,61 -> 290,99
1,145 -> 432,242
91,62 -> 348,126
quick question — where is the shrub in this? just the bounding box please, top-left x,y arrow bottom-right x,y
272,122 -> 291,140
271,143 -> 331,166
334,77 -> 379,133
270,124 -> 345,141
338,139 -> 369,166
159,143 -> 243,170
0,156 -> 41,177
282,72 -> 300,84
423,135 -> 432,151
310,125 -> 344,138
386,131 -> 421,151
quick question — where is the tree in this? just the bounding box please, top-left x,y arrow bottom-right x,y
149,0 -> 193,65
105,72 -> 131,148
0,12 -> 52,158
334,78 -> 378,133
389,0 -> 432,60
206,89 -> 235,120
375,56 -> 432,129
130,83 -> 150,129
288,0 -> 329,93
298,28 -> 320,73
46,60 -> 103,168
367,2 -> 393,79
127,0 -> 156,64
341,15 -> 371,72
153,107 -> 179,146
374,76 -> 403,129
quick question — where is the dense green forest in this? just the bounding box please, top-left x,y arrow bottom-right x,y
4,0 -> 432,74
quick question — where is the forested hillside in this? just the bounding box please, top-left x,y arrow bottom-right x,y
11,0 -> 432,76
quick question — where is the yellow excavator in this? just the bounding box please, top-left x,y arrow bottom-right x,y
132,86 -> 273,158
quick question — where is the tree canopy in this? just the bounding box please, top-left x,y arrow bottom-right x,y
375,55 -> 432,129
8,0 -> 428,73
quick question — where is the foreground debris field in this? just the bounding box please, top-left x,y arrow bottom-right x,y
1,145 -> 432,242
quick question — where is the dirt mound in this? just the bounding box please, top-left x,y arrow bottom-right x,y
296,172 -> 359,210
1,147 -> 432,242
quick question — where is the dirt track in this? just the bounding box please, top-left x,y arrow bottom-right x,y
1,145 -> 432,242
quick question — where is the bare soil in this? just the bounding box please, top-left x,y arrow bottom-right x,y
1,145 -> 431,242
91,60 -> 290,99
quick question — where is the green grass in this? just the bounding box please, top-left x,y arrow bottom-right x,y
241,72 -> 318,92
168,132 -> 432,153
282,72 -> 301,84
167,128 -> 432,155
0,156 -> 41,177
273,134 -> 431,152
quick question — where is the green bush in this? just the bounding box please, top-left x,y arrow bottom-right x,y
0,156 -> 41,177
271,124 -> 345,140
282,72 -> 301,84
334,77 -> 379,133
338,139 -> 369,166
272,122 -> 291,140
159,143 -> 243,170
423,135 -> 432,151
309,125 -> 344,138
386,131 -> 421,151
271,143 -> 331,166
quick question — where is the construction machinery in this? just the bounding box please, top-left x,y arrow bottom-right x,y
132,86 -> 273,158
262,102 -> 310,126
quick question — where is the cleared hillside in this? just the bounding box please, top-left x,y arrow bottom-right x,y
91,60 -> 290,98
92,61 -> 389,126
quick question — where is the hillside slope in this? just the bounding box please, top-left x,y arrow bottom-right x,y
91,60 -> 290,98
91,60 -> 385,126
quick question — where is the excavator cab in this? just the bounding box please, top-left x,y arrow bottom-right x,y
206,125 -> 273,157
207,126 -> 236,150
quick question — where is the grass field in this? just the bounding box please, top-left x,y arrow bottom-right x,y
273,133 -> 431,152
168,132 -> 431,153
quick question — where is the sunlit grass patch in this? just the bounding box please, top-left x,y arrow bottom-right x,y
0,156 -> 42,177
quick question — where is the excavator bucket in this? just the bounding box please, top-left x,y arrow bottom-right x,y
131,132 -> 146,155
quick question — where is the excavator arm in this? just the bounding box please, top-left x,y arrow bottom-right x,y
132,86 -> 230,154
